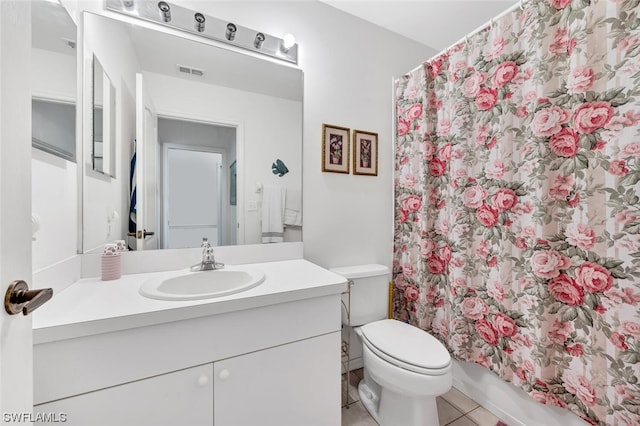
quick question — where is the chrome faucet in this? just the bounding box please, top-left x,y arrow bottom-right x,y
191,237 -> 224,271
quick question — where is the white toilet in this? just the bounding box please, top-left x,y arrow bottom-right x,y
332,264 -> 452,426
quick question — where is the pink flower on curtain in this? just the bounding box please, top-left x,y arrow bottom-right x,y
475,318 -> 499,345
620,321 -> 640,338
401,194 -> 422,212
610,332 -> 629,351
486,160 -> 505,179
477,204 -> 499,227
493,313 -> 518,337
491,188 -> 518,212
609,159 -> 629,176
565,223 -> 596,250
549,28 -> 575,55
562,371 -> 597,407
576,262 -> 614,293
549,174 -> 575,200
429,158 -> 447,176
462,72 -> 487,97
404,285 -> 420,301
574,101 -> 614,133
492,61 -> 519,87
549,128 -> 580,157
483,36 -> 506,61
548,274 -> 584,305
532,106 -> 571,136
397,118 -> 410,136
406,103 -> 424,121
461,297 -> 489,320
621,141 -> 640,156
565,343 -> 584,356
549,0 -> 572,9
566,66 -> 595,93
426,255 -> 447,274
475,87 -> 499,110
463,186 -> 488,208
531,249 -> 571,279
548,319 -> 573,344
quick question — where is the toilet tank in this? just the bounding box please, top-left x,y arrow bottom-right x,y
330,264 -> 390,326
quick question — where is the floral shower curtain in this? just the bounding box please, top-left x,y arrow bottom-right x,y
392,1 -> 640,424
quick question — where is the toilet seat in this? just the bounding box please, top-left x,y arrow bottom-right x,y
360,319 -> 451,376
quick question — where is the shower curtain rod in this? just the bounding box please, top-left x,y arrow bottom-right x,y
408,0 -> 528,74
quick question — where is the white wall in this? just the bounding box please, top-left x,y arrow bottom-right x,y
82,13 -> 139,252
170,1 -> 434,270
31,48 -> 78,271
145,71 -> 302,245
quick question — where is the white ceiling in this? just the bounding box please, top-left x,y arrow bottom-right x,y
321,0 -> 519,52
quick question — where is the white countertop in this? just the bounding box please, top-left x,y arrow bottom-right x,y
33,259 -> 347,344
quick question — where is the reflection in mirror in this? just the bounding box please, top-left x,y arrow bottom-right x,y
31,0 -> 78,271
81,13 -> 303,253
92,55 -> 116,176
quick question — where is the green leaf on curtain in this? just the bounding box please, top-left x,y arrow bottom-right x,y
559,306 -> 578,322
620,352 -> 640,364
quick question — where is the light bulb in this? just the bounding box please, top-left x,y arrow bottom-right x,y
282,33 -> 296,51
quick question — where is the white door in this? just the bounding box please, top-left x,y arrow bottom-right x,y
0,0 -> 35,415
135,73 -> 159,250
165,146 -> 222,248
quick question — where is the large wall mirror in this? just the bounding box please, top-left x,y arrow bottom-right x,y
31,0 -> 78,271
81,12 -> 303,253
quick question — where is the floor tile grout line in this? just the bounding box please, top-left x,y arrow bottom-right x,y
444,412 -> 471,426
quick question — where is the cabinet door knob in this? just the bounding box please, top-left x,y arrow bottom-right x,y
197,375 -> 209,387
218,369 -> 230,381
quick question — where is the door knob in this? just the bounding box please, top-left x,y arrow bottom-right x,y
4,280 -> 53,316
136,230 -> 155,239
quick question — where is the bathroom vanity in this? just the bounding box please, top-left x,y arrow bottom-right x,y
32,259 -> 346,426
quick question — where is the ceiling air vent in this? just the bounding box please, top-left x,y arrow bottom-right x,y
177,64 -> 204,77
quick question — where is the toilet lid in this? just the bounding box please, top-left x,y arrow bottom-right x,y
361,319 -> 451,370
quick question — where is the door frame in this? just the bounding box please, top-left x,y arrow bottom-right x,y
154,110 -> 243,244
162,143 -> 226,248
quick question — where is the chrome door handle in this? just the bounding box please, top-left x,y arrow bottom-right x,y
4,280 -> 53,315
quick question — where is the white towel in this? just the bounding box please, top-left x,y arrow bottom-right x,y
284,208 -> 302,227
261,185 -> 286,243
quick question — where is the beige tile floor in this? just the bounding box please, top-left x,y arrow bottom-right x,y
342,368 -> 506,426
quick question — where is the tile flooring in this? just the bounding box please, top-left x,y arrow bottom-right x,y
342,368 -> 505,426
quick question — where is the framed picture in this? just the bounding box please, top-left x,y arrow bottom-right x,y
352,130 -> 378,176
322,124 -> 350,173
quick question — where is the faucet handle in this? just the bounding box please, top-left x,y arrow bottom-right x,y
201,237 -> 211,248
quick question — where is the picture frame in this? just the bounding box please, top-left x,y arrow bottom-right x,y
352,130 -> 378,176
322,123 -> 350,173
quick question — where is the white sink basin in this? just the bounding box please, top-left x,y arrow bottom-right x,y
139,267 -> 265,301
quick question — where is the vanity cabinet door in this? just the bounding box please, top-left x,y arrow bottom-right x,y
35,363 -> 214,426
213,331 -> 341,426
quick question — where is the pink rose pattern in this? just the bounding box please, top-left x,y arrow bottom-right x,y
392,2 -> 640,425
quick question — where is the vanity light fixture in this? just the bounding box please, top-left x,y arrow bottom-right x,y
225,23 -> 237,41
105,0 -> 299,64
254,32 -> 265,49
194,12 -> 205,32
158,1 -> 171,22
281,33 -> 296,53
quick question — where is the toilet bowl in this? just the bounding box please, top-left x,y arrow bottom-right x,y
356,320 -> 452,426
331,264 -> 453,426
